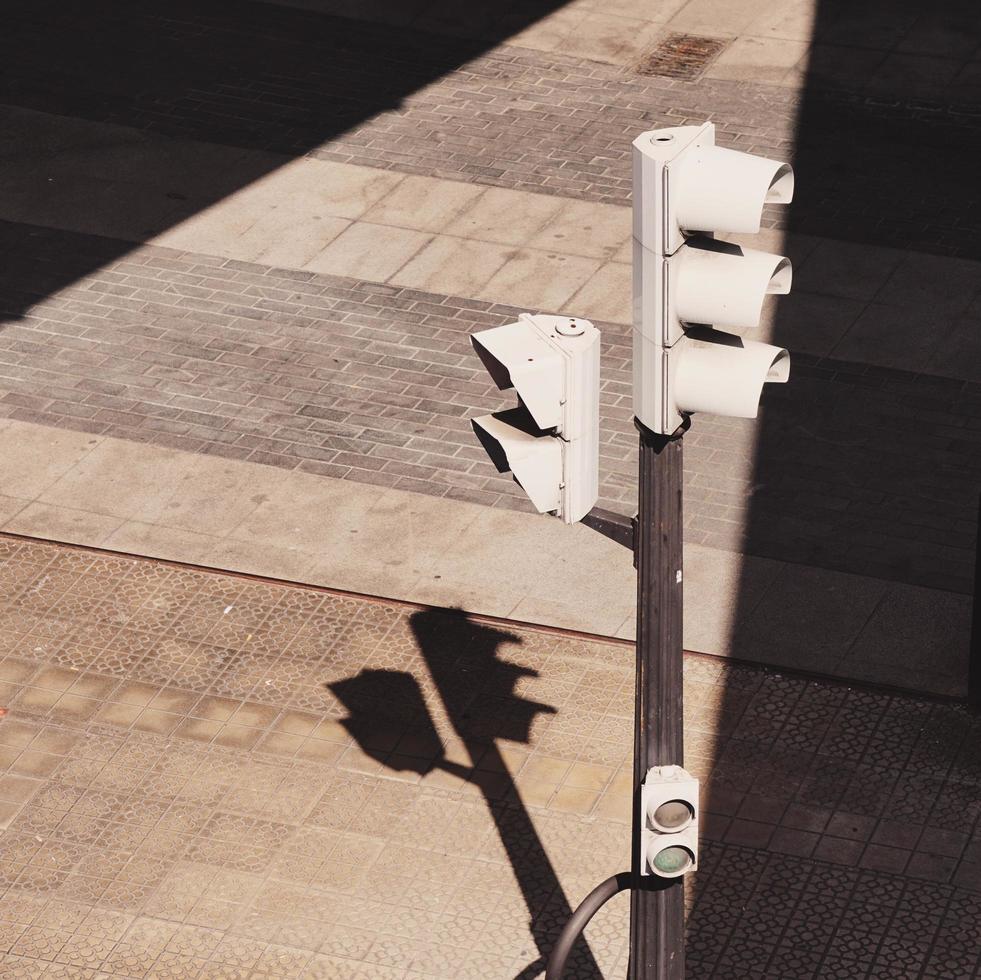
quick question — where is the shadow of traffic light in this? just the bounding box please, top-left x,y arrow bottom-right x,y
329,607 -> 603,979
330,668 -> 445,775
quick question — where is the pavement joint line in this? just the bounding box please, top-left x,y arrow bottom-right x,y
0,529 -> 968,710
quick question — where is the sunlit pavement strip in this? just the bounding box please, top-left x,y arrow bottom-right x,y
0,420 -> 970,698
0,536 -> 979,978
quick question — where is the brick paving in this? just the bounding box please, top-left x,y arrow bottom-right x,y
0,536 -> 979,978
4,1 -> 981,258
1,0 -> 979,645
2,222 -> 980,595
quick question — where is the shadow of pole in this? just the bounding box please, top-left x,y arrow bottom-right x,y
329,608 -> 604,979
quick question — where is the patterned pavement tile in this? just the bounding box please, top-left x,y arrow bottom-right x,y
0,536 -> 979,977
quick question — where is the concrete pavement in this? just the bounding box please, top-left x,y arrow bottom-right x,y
0,0 -> 979,703
0,420 -> 969,697
1,2 -> 981,977
0,537 -> 978,979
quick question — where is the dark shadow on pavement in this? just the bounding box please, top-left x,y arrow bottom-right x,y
0,0 -> 573,320
721,0 -> 981,692
703,6 -> 981,975
682,660 -> 981,977
783,0 -> 981,259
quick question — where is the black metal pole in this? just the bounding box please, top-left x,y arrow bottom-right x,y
969,493 -> 981,712
628,419 -> 686,980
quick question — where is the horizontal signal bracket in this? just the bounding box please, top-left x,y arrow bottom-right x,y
580,507 -> 638,565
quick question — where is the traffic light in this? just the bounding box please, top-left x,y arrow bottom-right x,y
471,313 -> 600,524
640,765 -> 699,878
633,122 -> 794,436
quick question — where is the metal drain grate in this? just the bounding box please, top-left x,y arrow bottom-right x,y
634,33 -> 729,80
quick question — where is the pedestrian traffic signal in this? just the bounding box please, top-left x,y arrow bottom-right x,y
471,314 -> 600,523
633,122 -> 794,435
640,766 -> 699,878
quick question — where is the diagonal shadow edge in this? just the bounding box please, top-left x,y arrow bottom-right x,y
0,0 -> 577,323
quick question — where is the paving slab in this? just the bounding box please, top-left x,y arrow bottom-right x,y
563,261 -> 632,325
3,503 -> 125,549
389,236 -> 515,297
704,35 -> 808,85
528,199 -> 631,261
0,536 -> 978,979
729,564 -> 890,676
0,424 -> 102,503
477,249 -> 603,311
362,175 -> 486,233
303,222 -> 433,282
844,585 -> 973,690
0,107 -> 646,330
678,545 -> 786,658
4,100 -> 981,374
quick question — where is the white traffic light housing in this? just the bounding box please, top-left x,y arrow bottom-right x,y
635,125 -> 794,257
471,313 -> 600,524
640,765 -> 699,878
633,122 -> 794,435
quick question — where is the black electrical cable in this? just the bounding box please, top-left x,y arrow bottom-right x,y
545,871 -> 633,980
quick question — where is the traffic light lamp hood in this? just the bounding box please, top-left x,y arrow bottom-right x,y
672,238 -> 792,334
470,314 -> 600,524
633,122 -> 795,256
471,321 -> 564,432
672,330 -> 790,419
471,408 -> 563,516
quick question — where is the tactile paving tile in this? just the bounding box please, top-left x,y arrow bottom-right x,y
0,535 -> 979,978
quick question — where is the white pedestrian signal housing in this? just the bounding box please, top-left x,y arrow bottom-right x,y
633,122 -> 794,435
640,765 -> 699,878
471,313 -> 600,524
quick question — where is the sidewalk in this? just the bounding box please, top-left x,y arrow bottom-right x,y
1,538 -> 979,979
1,4 -> 980,978
2,2 -> 980,702
0,420 -> 970,698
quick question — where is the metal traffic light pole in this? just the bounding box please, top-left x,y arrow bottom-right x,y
550,421 -> 688,980
628,420 -> 687,980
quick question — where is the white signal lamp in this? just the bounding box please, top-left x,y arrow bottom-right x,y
640,765 -> 699,879
470,314 -> 600,523
632,121 -> 795,435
